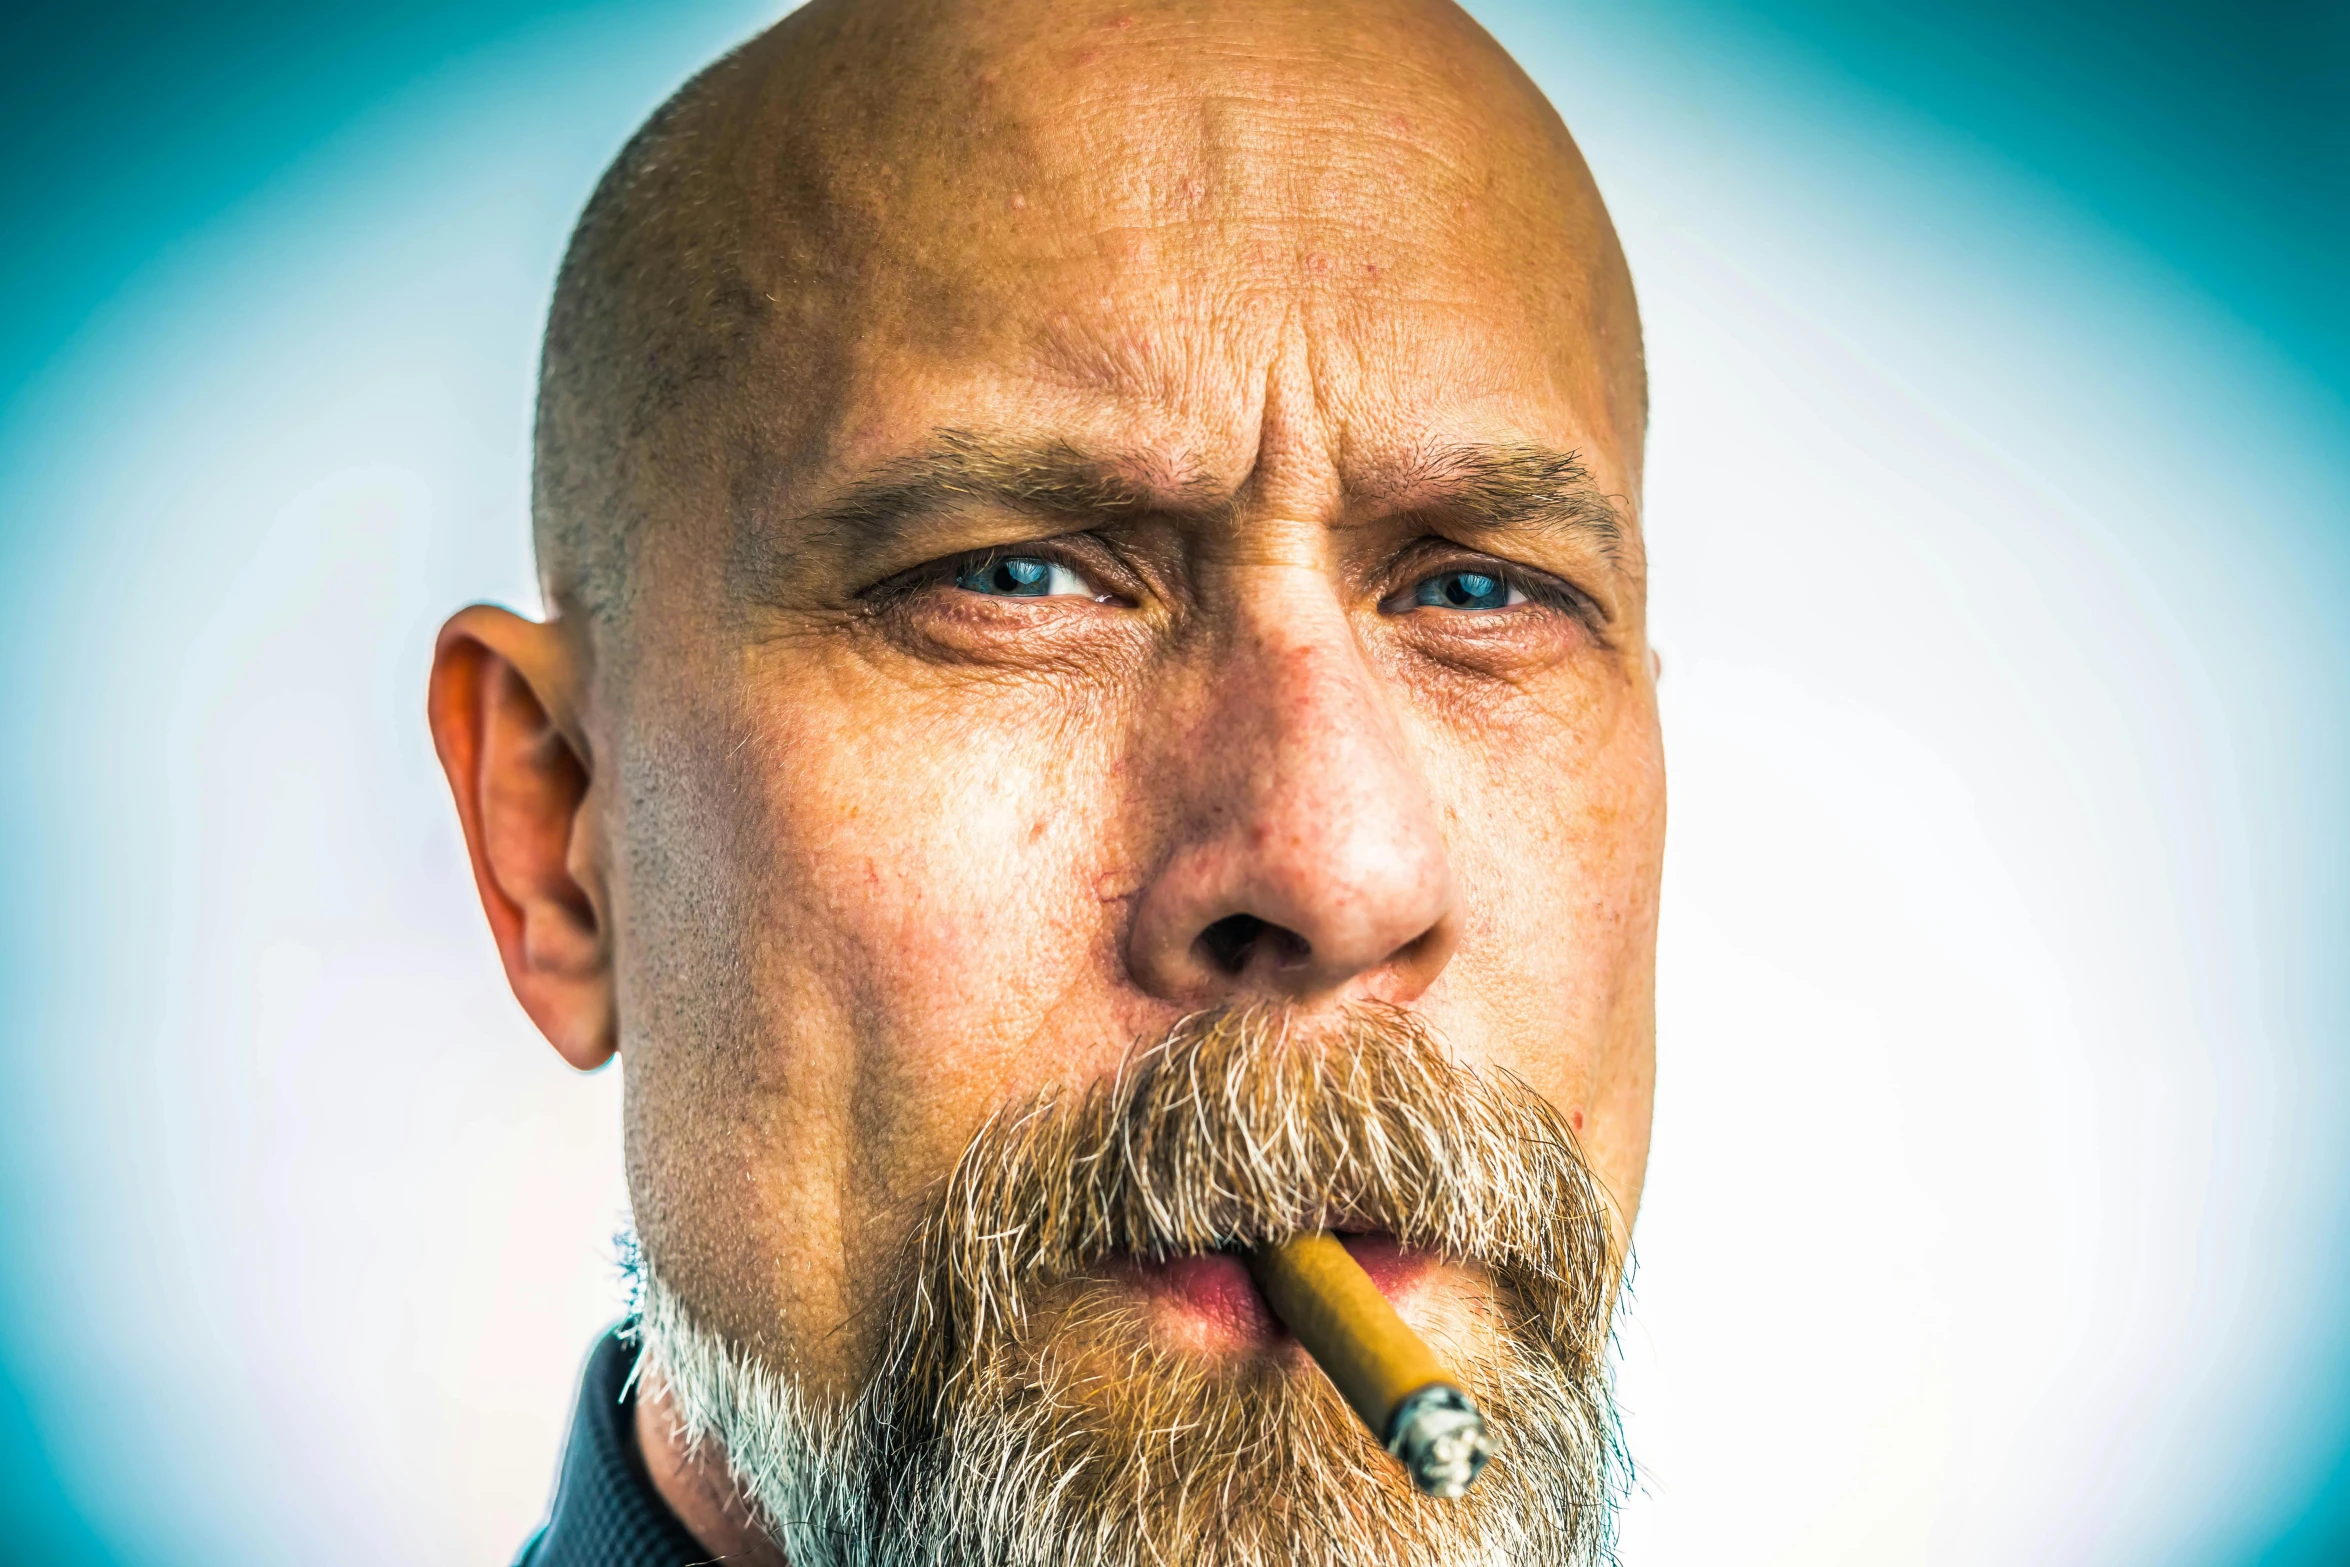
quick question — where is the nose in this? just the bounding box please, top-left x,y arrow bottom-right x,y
1124,603 -> 1458,1006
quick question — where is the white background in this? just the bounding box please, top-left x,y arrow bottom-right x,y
0,2 -> 2342,1562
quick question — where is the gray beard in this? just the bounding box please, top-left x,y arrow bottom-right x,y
631,1006 -> 1628,1567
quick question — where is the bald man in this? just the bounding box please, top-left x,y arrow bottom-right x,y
427,0 -> 1661,1562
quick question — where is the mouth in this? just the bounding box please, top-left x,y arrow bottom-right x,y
1111,1233 -> 1438,1351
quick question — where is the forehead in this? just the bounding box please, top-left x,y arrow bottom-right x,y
813,293 -> 1620,516
734,7 -> 1635,486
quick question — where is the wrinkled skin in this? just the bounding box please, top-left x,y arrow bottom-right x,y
428,0 -> 1661,1558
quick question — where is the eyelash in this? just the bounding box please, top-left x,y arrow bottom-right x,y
1382,550 -> 1607,635
864,547 -> 1075,606
863,540 -> 1604,638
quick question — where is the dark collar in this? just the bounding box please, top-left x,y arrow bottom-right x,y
515,1326 -> 715,1567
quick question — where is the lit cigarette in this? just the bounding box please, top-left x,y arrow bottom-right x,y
1247,1232 -> 1493,1498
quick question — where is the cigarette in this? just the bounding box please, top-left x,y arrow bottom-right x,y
1246,1232 -> 1492,1498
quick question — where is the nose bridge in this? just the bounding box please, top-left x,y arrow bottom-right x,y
1217,593 -> 1417,870
1124,579 -> 1458,1004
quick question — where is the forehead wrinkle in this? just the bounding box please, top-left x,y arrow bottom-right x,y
1053,104 -> 1511,283
1017,285 -> 1281,446
1045,7 -> 1543,185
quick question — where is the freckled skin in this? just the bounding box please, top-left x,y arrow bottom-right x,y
429,0 -> 1660,1559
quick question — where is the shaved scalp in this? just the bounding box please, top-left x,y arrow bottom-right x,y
532,0 -> 1645,629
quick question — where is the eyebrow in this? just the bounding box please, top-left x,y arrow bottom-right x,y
791,430 -> 1627,565
797,430 -> 1232,557
1368,443 -> 1628,564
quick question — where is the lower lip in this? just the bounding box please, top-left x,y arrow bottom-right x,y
1118,1235 -> 1432,1346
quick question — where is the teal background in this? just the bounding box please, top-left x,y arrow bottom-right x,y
0,2 -> 2341,1563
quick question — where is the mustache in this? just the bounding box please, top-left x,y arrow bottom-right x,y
883,1003 -> 1623,1425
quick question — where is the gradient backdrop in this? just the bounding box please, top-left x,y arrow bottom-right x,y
0,2 -> 2343,1563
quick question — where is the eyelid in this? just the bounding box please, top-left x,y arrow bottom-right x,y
1384,546 -> 1604,619
1381,556 -> 1569,610
861,535 -> 1128,606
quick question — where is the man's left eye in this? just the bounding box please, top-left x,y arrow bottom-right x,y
1410,570 -> 1526,611
955,555 -> 1097,598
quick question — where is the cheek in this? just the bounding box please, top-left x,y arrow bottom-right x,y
1419,667 -> 1664,1092
741,664 -> 1146,1173
610,654 -> 1150,1363
783,688 -> 1113,977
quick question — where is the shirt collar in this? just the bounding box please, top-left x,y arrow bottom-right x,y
516,1325 -> 715,1567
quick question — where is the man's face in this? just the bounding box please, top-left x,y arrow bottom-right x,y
600,7 -> 1663,1403
430,3 -> 1663,1555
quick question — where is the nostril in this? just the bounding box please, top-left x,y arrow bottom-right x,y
1194,914 -> 1312,977
1195,915 -> 1262,975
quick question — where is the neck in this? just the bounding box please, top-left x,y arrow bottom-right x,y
634,1367 -> 791,1567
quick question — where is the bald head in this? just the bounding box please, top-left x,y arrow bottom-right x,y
533,0 -> 1643,629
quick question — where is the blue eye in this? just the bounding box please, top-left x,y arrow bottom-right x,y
1412,570 -> 1522,611
956,555 -> 1092,597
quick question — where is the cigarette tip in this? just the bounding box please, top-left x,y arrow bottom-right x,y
1386,1383 -> 1492,1498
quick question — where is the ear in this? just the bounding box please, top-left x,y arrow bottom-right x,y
427,605 -> 615,1071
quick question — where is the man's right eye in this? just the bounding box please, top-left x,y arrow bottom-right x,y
955,555 -> 1096,598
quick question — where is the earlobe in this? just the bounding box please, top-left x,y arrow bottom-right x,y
428,605 -> 617,1071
